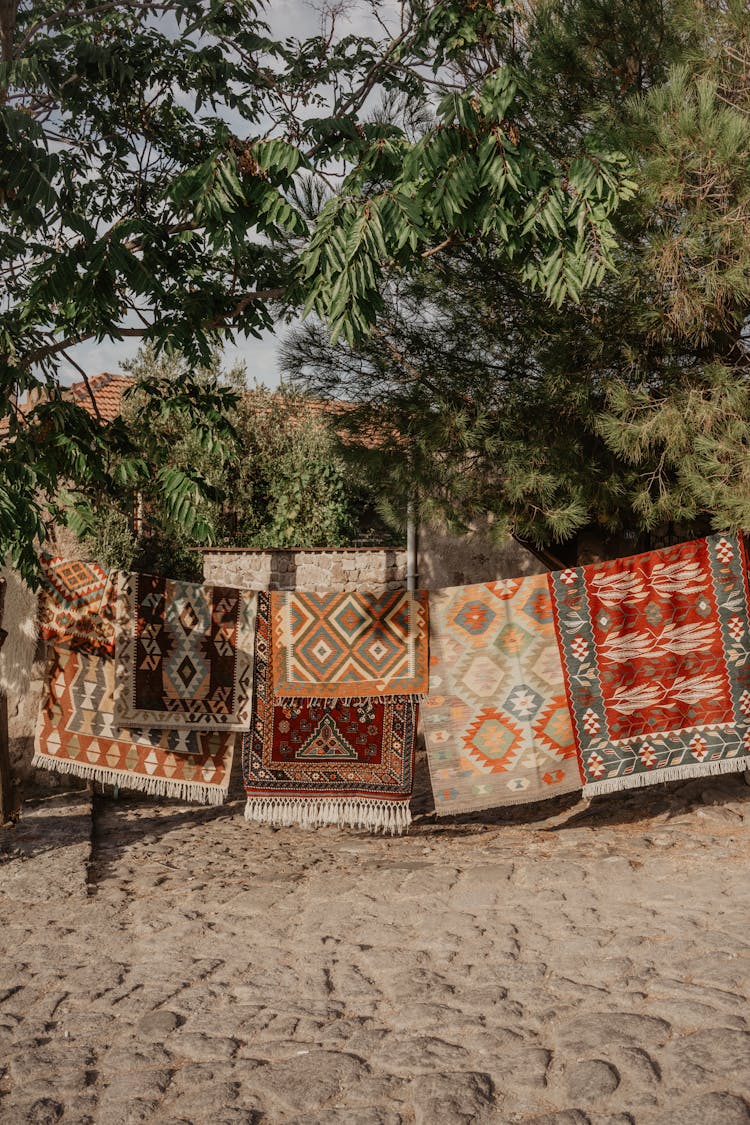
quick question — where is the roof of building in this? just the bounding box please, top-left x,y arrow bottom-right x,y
1,372 -> 378,446
64,372 -> 134,421
0,372 -> 134,434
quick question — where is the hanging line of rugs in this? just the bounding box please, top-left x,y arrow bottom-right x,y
29,531 -> 750,833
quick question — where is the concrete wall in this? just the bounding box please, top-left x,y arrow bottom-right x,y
201,547 -> 407,593
1,570 -> 70,801
418,519 -> 548,588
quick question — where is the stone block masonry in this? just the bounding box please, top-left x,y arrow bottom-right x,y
201,547 -> 407,593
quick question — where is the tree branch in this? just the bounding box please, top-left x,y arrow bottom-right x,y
59,348 -> 104,423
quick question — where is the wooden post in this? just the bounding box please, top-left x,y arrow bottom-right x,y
0,577 -> 13,824
406,499 -> 418,592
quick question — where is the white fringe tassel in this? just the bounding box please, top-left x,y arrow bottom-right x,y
244,796 -> 412,835
276,695 -> 424,709
584,755 -> 750,798
31,753 -> 227,806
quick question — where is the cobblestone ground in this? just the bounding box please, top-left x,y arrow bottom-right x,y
1,769 -> 750,1124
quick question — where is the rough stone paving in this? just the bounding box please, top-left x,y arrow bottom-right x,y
2,768 -> 750,1124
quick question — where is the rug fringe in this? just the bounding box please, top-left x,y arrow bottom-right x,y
31,753 -> 227,805
273,694 -> 423,709
244,795 -> 412,835
584,755 -> 750,798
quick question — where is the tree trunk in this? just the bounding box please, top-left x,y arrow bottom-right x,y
0,0 -> 17,62
0,578 -> 13,825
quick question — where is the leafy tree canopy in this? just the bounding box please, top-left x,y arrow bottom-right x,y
285,0 -> 750,552
0,0 -> 635,581
70,346 -> 394,579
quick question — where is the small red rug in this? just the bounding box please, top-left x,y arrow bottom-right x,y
244,593 -> 416,833
38,555 -> 118,655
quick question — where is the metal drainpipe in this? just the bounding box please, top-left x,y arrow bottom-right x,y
406,499 -> 418,592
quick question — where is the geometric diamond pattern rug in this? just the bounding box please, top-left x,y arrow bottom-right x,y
115,572 -> 257,731
33,643 -> 235,804
270,587 -> 429,700
244,594 -> 416,833
549,533 -> 750,796
421,575 -> 582,815
38,554 -> 119,656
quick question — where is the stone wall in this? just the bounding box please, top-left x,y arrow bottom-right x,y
201,547 -> 407,592
202,526 -> 548,594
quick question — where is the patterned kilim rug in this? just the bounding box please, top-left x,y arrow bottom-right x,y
34,643 -> 234,804
244,594 -> 417,833
421,575 -> 582,815
270,587 -> 429,700
115,572 -> 256,731
38,555 -> 118,655
549,533 -> 750,796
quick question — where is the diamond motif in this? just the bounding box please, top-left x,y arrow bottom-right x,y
178,602 -> 200,634
532,697 -> 576,759
571,635 -> 589,660
561,569 -> 578,586
542,769 -> 566,785
690,734 -> 708,762
453,599 -> 497,635
582,708 -> 601,735
176,655 -> 198,689
463,709 -> 524,773
587,751 -> 605,778
461,653 -> 505,699
493,623 -> 524,656
728,616 -> 745,641
312,638 -> 336,663
716,537 -> 734,564
333,601 -> 369,638
638,742 -> 657,768
503,683 -> 543,720
519,588 -> 553,625
366,638 -> 392,664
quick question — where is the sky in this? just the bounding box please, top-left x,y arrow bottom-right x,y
60,0 -> 400,388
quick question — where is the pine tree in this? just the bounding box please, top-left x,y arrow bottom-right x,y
284,0 -> 750,553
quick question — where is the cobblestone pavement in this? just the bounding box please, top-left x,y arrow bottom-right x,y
1,769 -> 750,1124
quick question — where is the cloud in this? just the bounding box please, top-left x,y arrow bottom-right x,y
62,329 -> 290,389
56,1 -> 403,389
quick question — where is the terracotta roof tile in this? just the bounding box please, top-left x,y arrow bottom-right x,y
66,372 -> 133,421
1,373 -> 370,443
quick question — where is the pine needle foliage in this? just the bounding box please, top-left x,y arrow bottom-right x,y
285,0 -> 750,547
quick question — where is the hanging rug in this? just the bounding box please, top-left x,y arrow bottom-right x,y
115,571 -> 256,731
270,587 -> 428,700
549,532 -> 750,796
34,642 -> 234,804
421,574 -> 582,815
38,554 -> 119,655
244,593 -> 416,833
